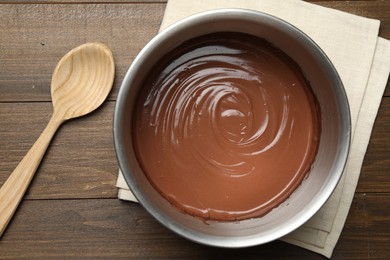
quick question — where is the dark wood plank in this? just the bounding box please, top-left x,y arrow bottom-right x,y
335,193 -> 390,259
0,101 -> 119,199
358,97 -> 390,193
0,193 -> 388,259
0,3 -> 165,102
384,80 -> 390,98
1,2 -> 389,102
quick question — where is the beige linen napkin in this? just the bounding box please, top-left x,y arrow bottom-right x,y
116,0 -> 390,257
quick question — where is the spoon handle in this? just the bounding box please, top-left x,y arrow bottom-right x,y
0,112 -> 63,237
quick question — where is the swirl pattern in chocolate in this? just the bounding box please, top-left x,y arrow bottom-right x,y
133,33 -> 320,221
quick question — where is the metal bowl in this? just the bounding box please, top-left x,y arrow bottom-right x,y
114,9 -> 350,247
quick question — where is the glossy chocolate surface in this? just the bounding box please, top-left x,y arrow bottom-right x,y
133,33 -> 320,221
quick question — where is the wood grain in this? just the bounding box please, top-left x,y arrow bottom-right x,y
0,2 -> 389,103
359,97 -> 390,193
0,193 -> 388,258
0,3 -> 165,102
0,109 -> 62,237
0,102 -> 119,199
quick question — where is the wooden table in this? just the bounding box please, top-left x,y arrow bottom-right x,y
0,1 -> 389,258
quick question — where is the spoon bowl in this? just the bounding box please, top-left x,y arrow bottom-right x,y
51,43 -> 115,120
0,42 -> 115,237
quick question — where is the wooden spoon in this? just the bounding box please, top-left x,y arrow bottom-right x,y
0,42 -> 115,237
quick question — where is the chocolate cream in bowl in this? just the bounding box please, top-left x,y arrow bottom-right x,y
133,32 -> 320,221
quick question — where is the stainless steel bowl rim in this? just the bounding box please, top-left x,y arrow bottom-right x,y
114,8 -> 351,248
